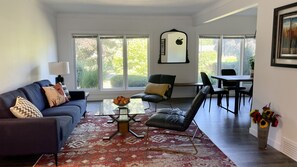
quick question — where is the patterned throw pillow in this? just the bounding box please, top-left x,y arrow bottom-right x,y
54,82 -> 69,102
62,84 -> 71,100
10,96 -> 43,118
43,86 -> 67,107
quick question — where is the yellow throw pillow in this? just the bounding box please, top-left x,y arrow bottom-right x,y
144,83 -> 170,98
43,86 -> 67,107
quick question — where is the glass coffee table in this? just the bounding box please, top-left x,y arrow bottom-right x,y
95,98 -> 145,140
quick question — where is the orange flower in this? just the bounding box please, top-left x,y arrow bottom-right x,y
250,103 -> 280,128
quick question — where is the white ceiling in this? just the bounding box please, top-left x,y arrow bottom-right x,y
40,0 -> 256,17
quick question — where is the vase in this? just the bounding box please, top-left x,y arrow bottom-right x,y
257,123 -> 270,149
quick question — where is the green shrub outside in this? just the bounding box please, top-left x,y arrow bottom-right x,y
77,66 -> 98,88
110,75 -> 147,87
79,69 -> 99,88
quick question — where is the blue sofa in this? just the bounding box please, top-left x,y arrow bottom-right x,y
0,79 -> 87,165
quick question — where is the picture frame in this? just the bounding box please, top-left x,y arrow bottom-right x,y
161,39 -> 166,55
271,2 -> 297,68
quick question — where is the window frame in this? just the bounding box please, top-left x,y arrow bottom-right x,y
73,33 -> 150,91
198,35 -> 256,84
73,34 -> 99,90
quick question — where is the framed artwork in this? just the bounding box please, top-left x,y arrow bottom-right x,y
161,39 -> 166,55
271,2 -> 297,68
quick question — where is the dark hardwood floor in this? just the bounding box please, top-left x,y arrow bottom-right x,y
170,97 -> 297,167
1,97 -> 296,166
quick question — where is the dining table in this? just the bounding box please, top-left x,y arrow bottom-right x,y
211,75 -> 253,115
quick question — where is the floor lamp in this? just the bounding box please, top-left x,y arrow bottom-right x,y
48,62 -> 70,84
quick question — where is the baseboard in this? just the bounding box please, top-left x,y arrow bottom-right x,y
282,137 -> 297,161
249,127 -> 257,137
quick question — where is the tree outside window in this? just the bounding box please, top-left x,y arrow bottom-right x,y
74,35 -> 149,90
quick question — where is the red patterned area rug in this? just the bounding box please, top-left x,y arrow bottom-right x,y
35,113 -> 236,167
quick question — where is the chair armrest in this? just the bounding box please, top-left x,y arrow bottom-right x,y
69,91 -> 85,100
0,117 -> 60,155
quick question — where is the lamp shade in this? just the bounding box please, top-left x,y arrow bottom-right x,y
48,62 -> 70,75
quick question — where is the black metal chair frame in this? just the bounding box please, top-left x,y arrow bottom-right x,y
145,86 -> 210,155
239,84 -> 253,110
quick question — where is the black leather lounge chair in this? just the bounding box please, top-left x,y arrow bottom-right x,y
131,74 -> 176,111
145,86 -> 210,154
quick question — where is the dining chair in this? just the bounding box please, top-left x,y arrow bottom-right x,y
200,72 -> 229,112
239,84 -> 253,108
221,69 -> 246,91
145,86 -> 209,154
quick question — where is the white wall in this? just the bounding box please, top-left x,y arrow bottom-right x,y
0,0 -> 57,93
250,0 -> 297,160
57,14 -> 197,100
193,0 -> 259,26
196,15 -> 257,35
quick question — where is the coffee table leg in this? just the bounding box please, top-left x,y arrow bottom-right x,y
104,115 -> 144,139
129,129 -> 144,138
107,115 -> 119,123
129,114 -> 141,122
103,130 -> 119,140
103,115 -> 120,140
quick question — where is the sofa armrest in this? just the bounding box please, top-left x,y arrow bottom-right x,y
69,91 -> 85,100
0,117 -> 60,155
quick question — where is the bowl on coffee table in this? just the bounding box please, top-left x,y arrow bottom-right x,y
113,96 -> 130,107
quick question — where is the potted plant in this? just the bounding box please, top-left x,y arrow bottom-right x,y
249,56 -> 255,78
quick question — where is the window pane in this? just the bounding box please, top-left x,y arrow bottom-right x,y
101,36 -> 124,89
74,37 -> 98,89
198,38 -> 219,85
243,38 -> 256,75
221,38 -> 241,74
127,37 -> 148,87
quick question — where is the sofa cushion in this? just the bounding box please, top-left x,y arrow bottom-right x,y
42,105 -> 81,125
10,96 -> 43,118
142,94 -> 164,103
34,79 -> 52,87
43,86 -> 67,107
0,90 -> 27,118
61,99 -> 87,116
19,83 -> 48,111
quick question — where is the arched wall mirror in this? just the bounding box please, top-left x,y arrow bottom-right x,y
158,29 -> 190,64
